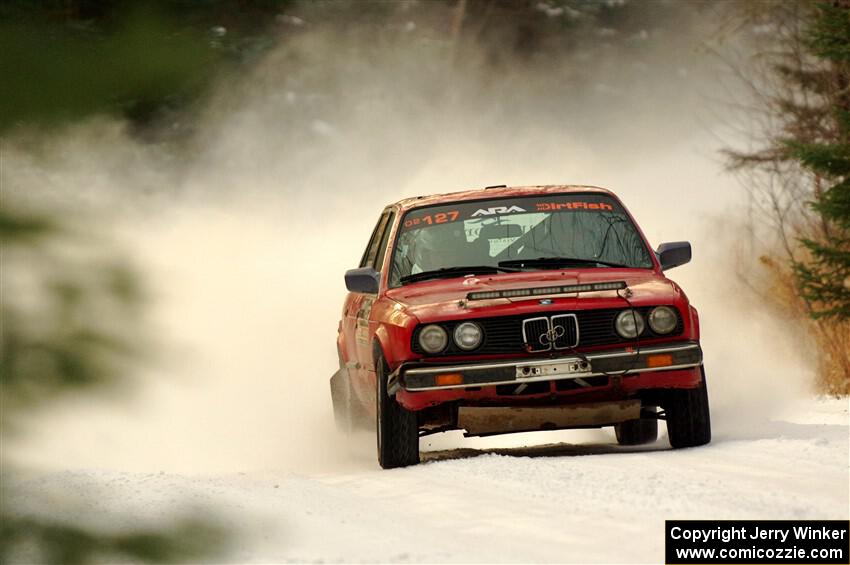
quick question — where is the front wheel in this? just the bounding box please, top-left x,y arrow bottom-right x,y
376,354 -> 419,469
665,367 -> 712,449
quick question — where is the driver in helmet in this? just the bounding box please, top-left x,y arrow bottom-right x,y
407,226 -> 445,274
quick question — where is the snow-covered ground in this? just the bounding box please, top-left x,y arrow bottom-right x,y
7,397 -> 847,563
7,203 -> 844,563
5,194 -> 846,563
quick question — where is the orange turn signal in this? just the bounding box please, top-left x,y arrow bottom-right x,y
435,373 -> 464,386
647,354 -> 673,368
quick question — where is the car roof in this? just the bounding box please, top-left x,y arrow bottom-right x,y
389,184 -> 617,212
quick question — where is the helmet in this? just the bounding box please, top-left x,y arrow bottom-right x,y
408,226 -> 444,273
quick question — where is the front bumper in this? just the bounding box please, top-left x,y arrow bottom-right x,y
388,341 -> 702,393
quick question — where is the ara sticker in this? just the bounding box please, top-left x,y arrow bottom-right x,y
471,205 -> 527,217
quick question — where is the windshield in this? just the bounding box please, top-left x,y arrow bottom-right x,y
389,193 -> 654,286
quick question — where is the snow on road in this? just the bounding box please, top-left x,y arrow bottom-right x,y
7,397 -> 847,563
4,210 -> 846,562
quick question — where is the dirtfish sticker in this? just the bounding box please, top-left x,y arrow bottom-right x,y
536,201 -> 613,211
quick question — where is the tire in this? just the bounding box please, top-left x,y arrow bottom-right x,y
665,367 -> 712,449
376,354 -> 419,469
615,411 -> 658,445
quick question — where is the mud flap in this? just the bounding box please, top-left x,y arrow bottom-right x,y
330,369 -> 350,431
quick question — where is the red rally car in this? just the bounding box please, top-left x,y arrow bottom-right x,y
331,185 -> 711,469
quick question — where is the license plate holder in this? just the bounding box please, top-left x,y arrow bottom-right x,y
516,359 -> 592,379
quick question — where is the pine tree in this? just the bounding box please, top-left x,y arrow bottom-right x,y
790,2 -> 850,319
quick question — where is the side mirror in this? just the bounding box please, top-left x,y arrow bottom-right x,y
656,241 -> 691,271
345,267 -> 380,294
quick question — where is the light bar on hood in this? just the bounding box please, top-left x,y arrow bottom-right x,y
466,280 -> 627,301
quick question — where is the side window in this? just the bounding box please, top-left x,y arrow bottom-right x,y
359,211 -> 391,268
374,212 -> 396,271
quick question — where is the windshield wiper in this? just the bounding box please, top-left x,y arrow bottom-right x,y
399,265 -> 520,285
498,256 -> 630,269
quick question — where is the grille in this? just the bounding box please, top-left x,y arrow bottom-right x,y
521,315 -> 579,352
521,317 -> 550,352
555,375 -> 609,391
411,306 -> 684,356
551,314 -> 579,350
495,381 -> 552,396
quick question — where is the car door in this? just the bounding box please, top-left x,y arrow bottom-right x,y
344,210 -> 393,400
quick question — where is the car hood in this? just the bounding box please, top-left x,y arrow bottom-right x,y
384,269 -> 682,321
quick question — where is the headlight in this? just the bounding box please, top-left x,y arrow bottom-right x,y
648,306 -> 678,334
453,322 -> 483,350
615,309 -> 645,338
418,324 -> 448,353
